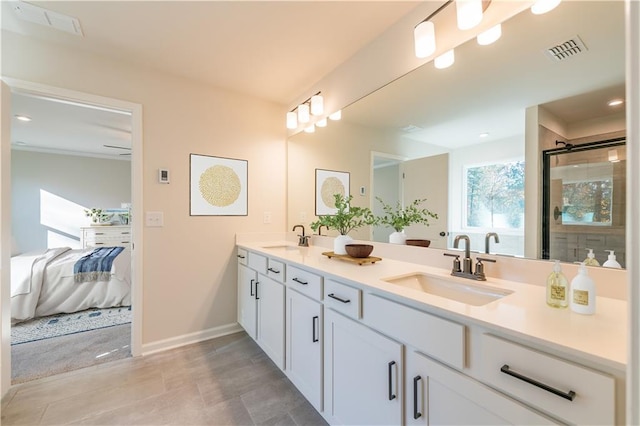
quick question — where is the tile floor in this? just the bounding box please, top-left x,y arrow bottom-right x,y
1,331 -> 328,425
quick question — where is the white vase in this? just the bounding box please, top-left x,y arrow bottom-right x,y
389,230 -> 407,245
333,234 -> 353,255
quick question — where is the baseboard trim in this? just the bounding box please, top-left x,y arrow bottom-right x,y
141,322 -> 244,356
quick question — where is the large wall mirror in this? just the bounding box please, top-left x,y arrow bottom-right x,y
287,1 -> 626,267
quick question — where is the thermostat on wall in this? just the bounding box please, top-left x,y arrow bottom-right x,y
158,168 -> 170,184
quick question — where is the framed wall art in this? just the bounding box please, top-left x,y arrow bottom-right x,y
315,168 -> 349,215
190,154 -> 248,216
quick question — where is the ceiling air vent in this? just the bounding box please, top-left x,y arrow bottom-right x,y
544,36 -> 588,61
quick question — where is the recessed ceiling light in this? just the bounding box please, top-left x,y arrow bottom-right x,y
15,115 -> 32,122
479,132 -> 489,138
608,99 -> 624,107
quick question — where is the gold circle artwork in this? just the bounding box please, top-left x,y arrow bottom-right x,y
199,165 -> 241,207
320,177 -> 345,208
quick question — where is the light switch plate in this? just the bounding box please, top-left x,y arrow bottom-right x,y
146,211 -> 164,227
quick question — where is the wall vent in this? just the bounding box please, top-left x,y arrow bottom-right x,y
12,1 -> 83,36
544,36 -> 588,61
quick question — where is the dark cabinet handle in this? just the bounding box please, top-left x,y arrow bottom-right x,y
237,254 -> 246,259
292,277 -> 308,285
312,316 -> 319,342
328,293 -> 350,304
388,361 -> 397,401
500,365 -> 576,401
267,267 -> 280,274
250,279 -> 255,297
413,375 -> 422,419
255,281 -> 260,300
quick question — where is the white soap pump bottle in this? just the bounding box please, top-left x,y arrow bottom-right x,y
570,262 -> 596,315
603,250 -> 622,268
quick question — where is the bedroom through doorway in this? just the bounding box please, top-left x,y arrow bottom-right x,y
8,88 -> 138,384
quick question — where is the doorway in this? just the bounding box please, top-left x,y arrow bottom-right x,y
1,79 -> 143,389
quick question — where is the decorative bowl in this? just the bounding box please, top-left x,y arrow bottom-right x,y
345,244 -> 374,258
406,239 -> 431,248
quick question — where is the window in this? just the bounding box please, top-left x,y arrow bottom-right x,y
464,160 -> 525,230
560,176 -> 612,225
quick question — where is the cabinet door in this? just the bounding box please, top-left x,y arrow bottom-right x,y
257,274 -> 285,369
324,309 -> 402,425
406,350 -> 555,425
238,263 -> 257,339
286,289 -> 322,411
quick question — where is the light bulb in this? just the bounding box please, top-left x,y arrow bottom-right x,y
286,111 -> 297,129
456,0 -> 483,30
297,103 -> 310,124
329,110 -> 342,121
310,95 -> 324,115
414,21 -> 436,58
531,0 -> 561,15
477,24 -> 502,45
434,49 -> 455,69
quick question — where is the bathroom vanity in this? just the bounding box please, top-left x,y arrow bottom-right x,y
236,237 -> 626,425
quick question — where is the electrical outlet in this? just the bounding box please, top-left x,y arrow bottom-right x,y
263,211 -> 272,224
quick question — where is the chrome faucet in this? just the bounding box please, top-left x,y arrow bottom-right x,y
292,225 -> 309,247
453,234 -> 472,274
485,232 -> 500,254
445,234 -> 496,281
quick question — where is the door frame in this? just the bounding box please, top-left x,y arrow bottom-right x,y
0,78 -> 143,393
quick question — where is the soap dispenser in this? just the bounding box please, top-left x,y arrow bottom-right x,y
570,262 -> 596,315
546,260 -> 568,308
583,248 -> 600,266
603,250 -> 622,269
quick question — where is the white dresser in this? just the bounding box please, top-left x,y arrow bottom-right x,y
81,225 -> 132,250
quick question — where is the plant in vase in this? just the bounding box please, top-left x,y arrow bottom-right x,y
310,194 -> 377,255
375,197 -> 438,244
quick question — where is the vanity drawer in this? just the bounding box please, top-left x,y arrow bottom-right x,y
362,293 -> 465,370
324,279 -> 361,319
237,248 -> 248,266
480,334 -> 615,425
286,265 -> 322,300
248,252 -> 267,274
266,258 -> 285,283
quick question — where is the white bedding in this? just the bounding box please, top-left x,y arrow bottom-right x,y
11,247 -> 131,324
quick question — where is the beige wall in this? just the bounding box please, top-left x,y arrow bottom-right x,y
1,31 -> 287,345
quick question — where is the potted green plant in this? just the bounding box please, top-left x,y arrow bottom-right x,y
375,197 -> 438,244
310,194 -> 377,255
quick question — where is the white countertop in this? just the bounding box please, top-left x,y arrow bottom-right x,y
239,241 -> 627,371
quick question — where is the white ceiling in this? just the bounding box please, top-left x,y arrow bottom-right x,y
3,0 -> 421,159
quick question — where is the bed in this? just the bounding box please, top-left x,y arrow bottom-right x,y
11,246 -> 131,324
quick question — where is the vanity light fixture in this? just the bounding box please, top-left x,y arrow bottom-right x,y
329,110 -> 342,121
15,115 -> 32,122
434,49 -> 455,69
304,124 -> 315,133
456,0 -> 484,30
316,118 -> 328,128
531,0 -> 561,15
286,111 -> 298,130
287,91 -> 324,129
477,24 -> 502,45
414,20 -> 436,58
608,149 -> 620,163
608,99 -> 624,107
310,94 -> 324,116
297,103 -> 310,124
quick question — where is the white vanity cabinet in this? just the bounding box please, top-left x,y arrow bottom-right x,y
324,308 -> 403,425
405,349 -> 555,425
286,288 -> 323,410
237,250 -> 285,369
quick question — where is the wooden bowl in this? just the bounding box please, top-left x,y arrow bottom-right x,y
345,244 -> 374,258
406,239 -> 431,248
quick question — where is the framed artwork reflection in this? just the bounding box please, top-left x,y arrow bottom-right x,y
315,168 -> 349,215
190,154 -> 248,216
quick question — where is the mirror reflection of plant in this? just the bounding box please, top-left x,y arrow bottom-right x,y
310,194 -> 376,236
84,208 -> 112,223
376,197 -> 438,232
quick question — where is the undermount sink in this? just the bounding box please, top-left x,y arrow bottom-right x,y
262,244 -> 302,252
381,272 -> 513,306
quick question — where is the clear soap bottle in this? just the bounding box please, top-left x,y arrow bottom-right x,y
583,248 -> 600,266
546,260 -> 569,308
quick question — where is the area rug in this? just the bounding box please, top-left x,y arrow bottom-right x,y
11,306 -> 132,345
